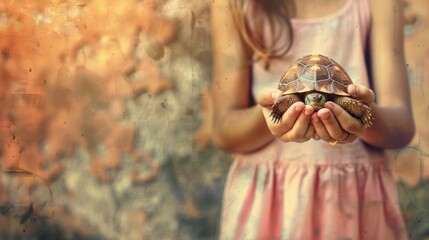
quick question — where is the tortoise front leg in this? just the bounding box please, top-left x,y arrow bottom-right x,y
333,96 -> 373,127
270,94 -> 300,123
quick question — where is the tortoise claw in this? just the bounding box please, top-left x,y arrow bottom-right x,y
270,112 -> 282,123
360,107 -> 374,128
270,94 -> 300,124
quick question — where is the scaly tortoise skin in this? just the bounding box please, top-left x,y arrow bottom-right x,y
270,54 -> 373,127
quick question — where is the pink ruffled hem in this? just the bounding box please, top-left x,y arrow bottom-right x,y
219,159 -> 408,240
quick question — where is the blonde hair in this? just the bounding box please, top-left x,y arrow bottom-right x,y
229,0 -> 294,69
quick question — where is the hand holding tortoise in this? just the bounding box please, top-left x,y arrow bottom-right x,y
258,54 -> 374,144
271,54 -> 373,127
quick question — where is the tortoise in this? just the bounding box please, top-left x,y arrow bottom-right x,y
270,54 -> 373,127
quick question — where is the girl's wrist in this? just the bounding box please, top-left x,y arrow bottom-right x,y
358,103 -> 414,149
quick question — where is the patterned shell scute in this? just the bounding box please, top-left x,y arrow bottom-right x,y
278,54 -> 352,96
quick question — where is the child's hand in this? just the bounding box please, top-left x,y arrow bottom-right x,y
311,84 -> 375,144
257,88 -> 315,143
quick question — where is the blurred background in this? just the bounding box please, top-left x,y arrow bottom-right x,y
0,0 -> 428,239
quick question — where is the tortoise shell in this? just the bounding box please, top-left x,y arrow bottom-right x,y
279,54 -> 352,96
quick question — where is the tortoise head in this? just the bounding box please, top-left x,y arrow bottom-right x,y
304,92 -> 327,111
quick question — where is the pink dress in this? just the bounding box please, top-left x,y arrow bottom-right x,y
219,0 -> 409,239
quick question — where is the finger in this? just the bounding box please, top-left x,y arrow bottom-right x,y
317,107 -> 350,142
303,122 -> 316,141
324,102 -> 366,135
347,84 -> 375,105
264,102 -> 305,137
262,101 -> 304,123
311,112 -> 335,142
256,87 -> 283,107
313,132 -> 321,141
279,105 -> 314,142
339,131 -> 358,143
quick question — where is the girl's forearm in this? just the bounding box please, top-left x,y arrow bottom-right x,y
213,105 -> 275,153
359,104 -> 415,149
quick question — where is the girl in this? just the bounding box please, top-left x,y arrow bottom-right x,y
211,0 -> 415,239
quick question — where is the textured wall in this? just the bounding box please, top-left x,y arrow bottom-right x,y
387,1 -> 429,239
0,1 -> 231,239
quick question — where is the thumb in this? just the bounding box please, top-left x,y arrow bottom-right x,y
347,84 -> 375,105
256,87 -> 282,108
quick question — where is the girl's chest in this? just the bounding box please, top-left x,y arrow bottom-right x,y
291,0 -> 349,19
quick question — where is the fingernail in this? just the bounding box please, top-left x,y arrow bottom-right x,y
313,134 -> 321,140
348,85 -> 358,96
295,104 -> 304,112
304,107 -> 313,116
324,102 -> 334,110
272,91 -> 282,100
312,115 -> 320,123
319,112 -> 329,120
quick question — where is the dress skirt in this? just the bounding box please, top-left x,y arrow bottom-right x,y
219,139 -> 408,240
